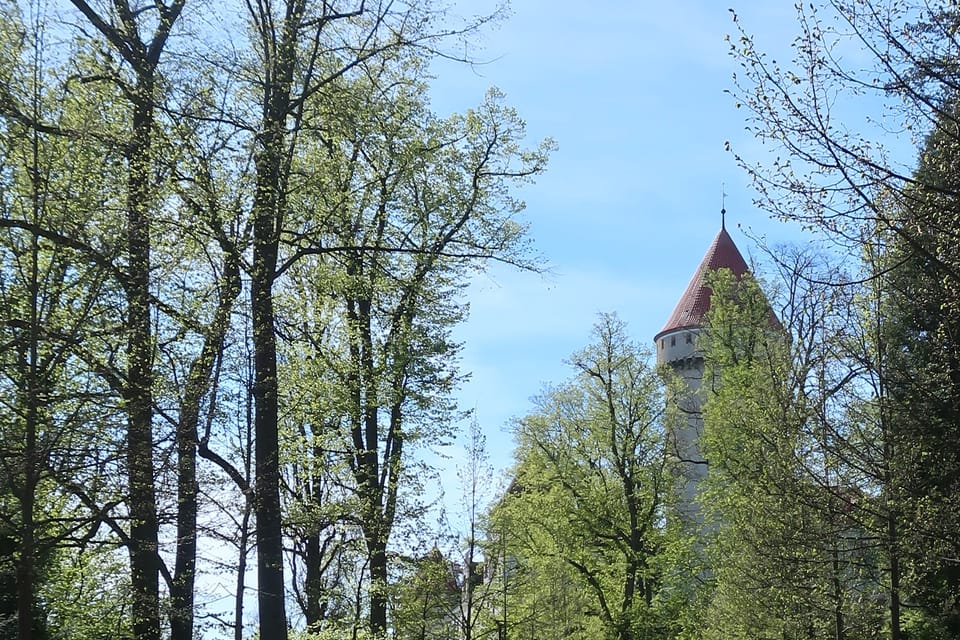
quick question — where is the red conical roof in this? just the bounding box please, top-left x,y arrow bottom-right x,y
654,225 -> 750,341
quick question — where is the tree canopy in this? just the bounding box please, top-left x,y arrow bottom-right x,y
5,0 -> 960,638
0,1 -> 552,638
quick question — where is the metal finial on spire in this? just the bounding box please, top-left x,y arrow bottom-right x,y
721,183 -> 727,230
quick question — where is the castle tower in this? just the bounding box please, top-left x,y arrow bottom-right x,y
654,219 -> 750,521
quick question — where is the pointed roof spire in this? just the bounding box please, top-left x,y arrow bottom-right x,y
654,223 -> 750,341
720,183 -> 727,230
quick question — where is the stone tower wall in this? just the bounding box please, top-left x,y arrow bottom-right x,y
656,326 -> 707,522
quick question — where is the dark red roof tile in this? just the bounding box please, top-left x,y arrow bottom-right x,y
654,226 -> 749,341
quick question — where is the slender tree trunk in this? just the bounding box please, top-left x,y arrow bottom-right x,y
171,248 -> 239,640
236,381 -> 255,640
16,486 -> 35,640
350,293 -> 391,638
12,38 -> 58,637
832,545 -> 844,640
236,501 -> 253,640
888,512 -> 902,640
171,408 -> 198,640
16,440 -> 36,640
304,527 -> 323,629
16,338 -> 38,640
361,413 -> 389,638
304,442 -> 326,630
16,131 -> 43,640
879,356 -> 901,640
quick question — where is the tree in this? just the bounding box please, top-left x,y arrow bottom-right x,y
456,417 -> 499,640
160,105 -> 245,640
503,314 -> 679,640
391,546 -> 461,640
0,4 -> 257,636
729,1 -> 959,251
0,1 -> 548,636
385,419 -> 501,640
488,479 -> 604,640
696,254 -> 938,639
234,5 -> 514,636
272,48 -> 550,635
698,267 -> 873,638
0,5 -> 140,637
729,2 -> 960,634
39,0 -> 189,636
880,96 -> 960,634
40,547 -> 133,639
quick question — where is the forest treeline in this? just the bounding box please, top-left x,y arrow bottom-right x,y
0,1 -> 552,638
502,1 -> 960,637
2,1 -> 960,640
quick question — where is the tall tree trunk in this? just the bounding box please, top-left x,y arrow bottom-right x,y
249,75 -> 291,631
126,80 -> 161,640
16,473 -> 35,640
170,409 -> 197,640
17,398 -> 36,640
888,512 -> 902,640
16,279 -> 38,640
879,340 -> 901,640
832,544 -> 845,640
250,89 -> 290,640
303,527 -> 323,629
251,214 -> 285,639
16,112 -> 43,640
235,502 -> 253,640
349,292 -> 391,639
303,442 -> 327,630
65,5 -> 186,637
235,384 -> 255,640
247,3 -> 305,634
171,246 -> 239,640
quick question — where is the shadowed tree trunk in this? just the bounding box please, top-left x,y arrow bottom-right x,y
65,2 -> 186,637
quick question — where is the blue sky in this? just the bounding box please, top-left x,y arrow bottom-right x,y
425,1 -> 811,476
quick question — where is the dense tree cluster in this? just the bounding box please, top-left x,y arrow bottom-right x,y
497,315 -> 685,640
695,0 -> 960,637
479,1 -> 960,639
0,1 -> 551,639
5,0 -> 960,639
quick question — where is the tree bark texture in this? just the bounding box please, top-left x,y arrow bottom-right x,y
125,80 -> 161,640
250,19 -> 296,630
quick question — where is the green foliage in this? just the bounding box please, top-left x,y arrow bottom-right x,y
699,268 -> 889,639
0,0 -> 552,637
274,52 -> 551,636
498,314 -> 684,640
390,548 -> 460,640
900,609 -> 954,640
728,2 -> 960,631
880,95 -> 960,634
0,5 -> 133,638
41,547 -> 132,640
286,629 -> 375,640
491,488 -> 607,640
